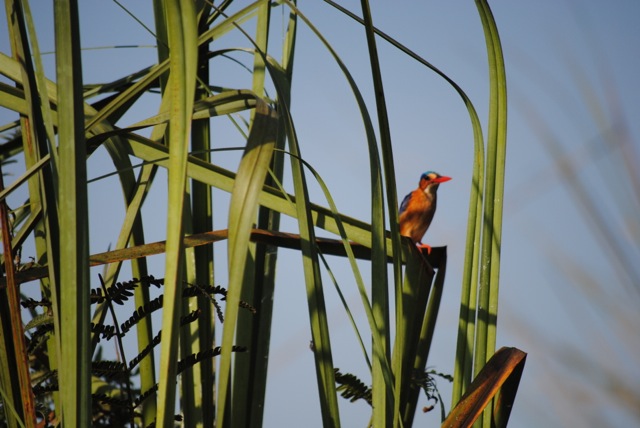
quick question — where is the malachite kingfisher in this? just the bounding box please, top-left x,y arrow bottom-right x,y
399,171 -> 451,250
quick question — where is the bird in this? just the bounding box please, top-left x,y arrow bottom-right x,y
399,171 -> 451,251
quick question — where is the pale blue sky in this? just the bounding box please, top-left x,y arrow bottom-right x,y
1,1 -> 639,427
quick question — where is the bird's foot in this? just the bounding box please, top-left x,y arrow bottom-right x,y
416,242 -> 432,254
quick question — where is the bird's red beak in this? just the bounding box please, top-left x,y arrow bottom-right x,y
432,176 -> 452,184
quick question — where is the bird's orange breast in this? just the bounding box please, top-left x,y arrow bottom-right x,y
398,190 -> 436,243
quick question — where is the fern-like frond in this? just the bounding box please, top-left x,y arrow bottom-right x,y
128,331 -> 162,372
91,323 -> 118,341
177,346 -> 247,374
92,360 -> 128,381
120,296 -> 164,335
334,368 -> 372,406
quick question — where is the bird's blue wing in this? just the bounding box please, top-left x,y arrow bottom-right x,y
399,192 -> 412,216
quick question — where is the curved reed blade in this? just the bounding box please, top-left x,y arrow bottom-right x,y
278,6 -> 397,423
230,3 -> 277,426
320,0 -> 491,415
443,347 -> 526,428
219,99 -> 278,428
473,0 -> 508,382
357,1 -> 398,425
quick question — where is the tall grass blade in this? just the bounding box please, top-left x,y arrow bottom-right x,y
461,2 -> 508,426
280,3 -> 397,409
285,114 -> 341,428
218,100 -> 278,428
53,0 -> 91,425
266,53 -> 342,427
473,0 -> 507,376
155,1 -> 198,427
358,1 -> 397,425
231,3 -> 282,427
181,4 -> 215,427
238,6 -> 296,426
452,165 -> 484,404
451,1 -> 507,416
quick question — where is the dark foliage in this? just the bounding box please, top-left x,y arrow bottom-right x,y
13,275 -> 251,427
120,296 -> 164,335
334,369 -> 373,405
